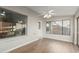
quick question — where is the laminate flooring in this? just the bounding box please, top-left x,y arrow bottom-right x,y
10,38 -> 79,53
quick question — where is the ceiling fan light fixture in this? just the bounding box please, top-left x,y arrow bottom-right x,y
43,10 -> 55,19
43,14 -> 52,19
47,14 -> 52,19
43,14 -> 48,18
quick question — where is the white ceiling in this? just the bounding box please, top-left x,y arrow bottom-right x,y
27,6 -> 79,16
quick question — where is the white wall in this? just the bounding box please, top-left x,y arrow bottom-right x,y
0,6 -> 43,52
42,16 -> 74,42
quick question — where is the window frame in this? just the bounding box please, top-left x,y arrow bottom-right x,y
46,19 -> 71,36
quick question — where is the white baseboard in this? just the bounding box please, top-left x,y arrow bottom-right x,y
3,38 -> 40,53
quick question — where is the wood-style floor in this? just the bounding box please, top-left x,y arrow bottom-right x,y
10,38 -> 79,53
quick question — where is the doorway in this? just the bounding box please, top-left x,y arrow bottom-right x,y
77,17 -> 79,46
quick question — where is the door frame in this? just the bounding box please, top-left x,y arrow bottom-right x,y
77,16 -> 79,46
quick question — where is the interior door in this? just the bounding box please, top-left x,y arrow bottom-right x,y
77,17 -> 79,46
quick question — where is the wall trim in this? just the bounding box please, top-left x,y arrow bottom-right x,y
3,38 -> 40,53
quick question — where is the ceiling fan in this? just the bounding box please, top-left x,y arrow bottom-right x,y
43,10 -> 55,19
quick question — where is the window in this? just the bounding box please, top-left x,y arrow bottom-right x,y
63,20 -> 70,35
46,19 -> 71,35
51,20 -> 62,35
38,22 -> 41,29
46,21 -> 51,33
0,8 -> 27,39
